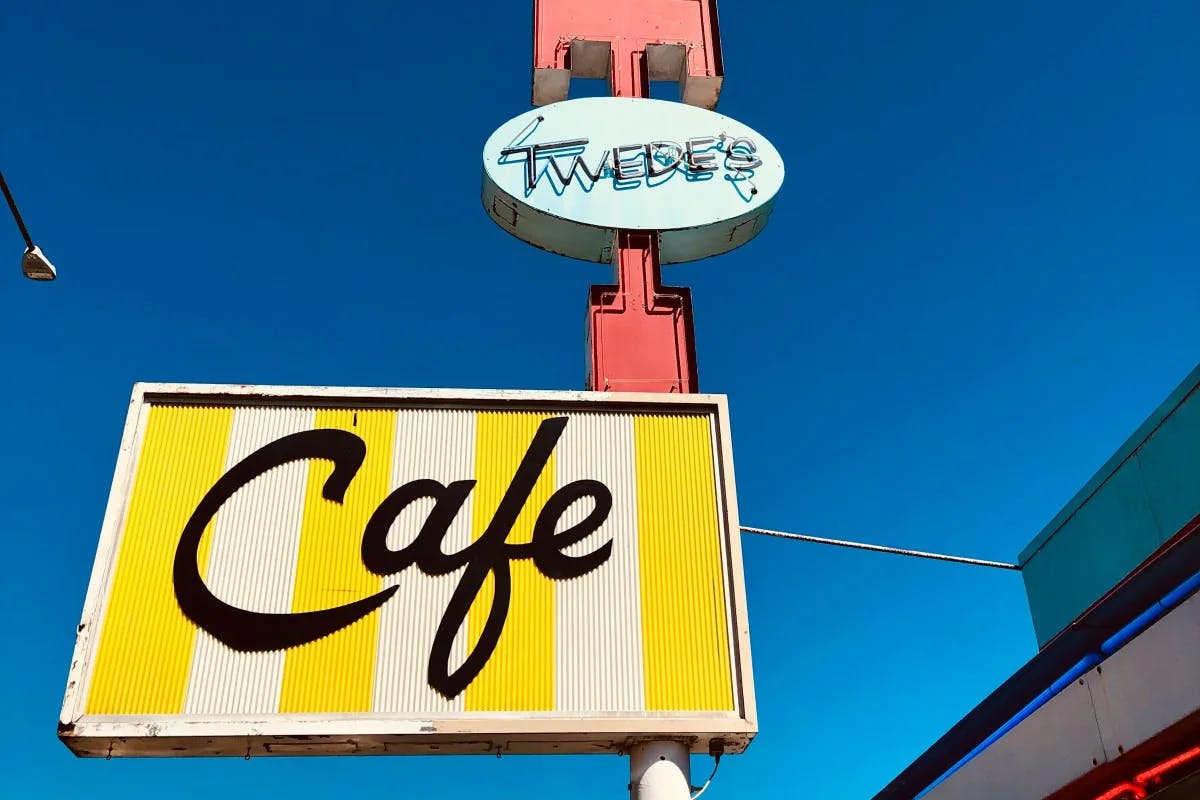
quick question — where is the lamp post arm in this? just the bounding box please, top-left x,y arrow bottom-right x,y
0,170 -> 35,250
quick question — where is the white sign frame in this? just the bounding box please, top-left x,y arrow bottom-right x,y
59,383 -> 756,758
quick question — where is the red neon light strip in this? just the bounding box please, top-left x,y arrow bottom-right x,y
1093,783 -> 1146,800
1091,743 -> 1200,800
1133,744 -> 1200,787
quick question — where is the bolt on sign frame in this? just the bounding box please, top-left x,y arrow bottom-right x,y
59,384 -> 756,757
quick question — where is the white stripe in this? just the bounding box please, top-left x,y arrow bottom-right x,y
184,407 -> 314,715
554,413 -> 644,712
372,409 -> 474,713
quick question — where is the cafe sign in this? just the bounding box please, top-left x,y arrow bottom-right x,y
59,384 -> 755,757
482,97 -> 784,263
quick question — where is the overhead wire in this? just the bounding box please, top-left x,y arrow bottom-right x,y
740,525 -> 1020,571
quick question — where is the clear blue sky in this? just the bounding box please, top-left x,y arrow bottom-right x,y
3,2 -> 1198,798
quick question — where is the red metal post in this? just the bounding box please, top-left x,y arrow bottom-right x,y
588,231 -> 698,393
533,0 -> 724,393
532,1 -> 724,109
590,44 -> 697,393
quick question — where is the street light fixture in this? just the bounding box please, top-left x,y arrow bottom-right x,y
0,169 -> 56,281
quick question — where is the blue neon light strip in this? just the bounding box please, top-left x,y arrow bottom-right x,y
916,569 -> 1200,799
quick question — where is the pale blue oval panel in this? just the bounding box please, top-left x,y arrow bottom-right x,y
482,97 -> 785,264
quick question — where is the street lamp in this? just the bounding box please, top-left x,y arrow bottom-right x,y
0,169 -> 56,281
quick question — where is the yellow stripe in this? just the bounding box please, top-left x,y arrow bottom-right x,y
87,404 -> 235,714
464,412 -> 556,711
634,414 -> 734,711
279,409 -> 395,713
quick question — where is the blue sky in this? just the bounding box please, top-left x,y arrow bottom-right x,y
2,2 -> 1198,798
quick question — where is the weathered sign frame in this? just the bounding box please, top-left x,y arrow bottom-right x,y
59,383 -> 756,758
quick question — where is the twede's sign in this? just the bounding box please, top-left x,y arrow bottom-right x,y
59,384 -> 755,757
482,97 -> 784,263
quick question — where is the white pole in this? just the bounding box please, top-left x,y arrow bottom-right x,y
629,741 -> 691,800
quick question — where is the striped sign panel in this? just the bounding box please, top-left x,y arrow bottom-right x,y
60,385 -> 755,758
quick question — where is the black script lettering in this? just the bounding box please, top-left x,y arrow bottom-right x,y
360,478 -> 477,575
686,137 -> 718,172
173,429 -> 399,652
360,416 -> 613,699
531,479 -> 613,578
176,416 -> 616,701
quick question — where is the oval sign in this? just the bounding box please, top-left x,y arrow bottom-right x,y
482,97 -> 784,264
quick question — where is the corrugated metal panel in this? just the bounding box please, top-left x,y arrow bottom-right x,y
555,413 -> 644,712
87,404 -> 234,714
634,413 -> 734,711
185,407 -> 314,714
465,412 -> 557,712
372,408 -> 474,714
279,409 -> 395,713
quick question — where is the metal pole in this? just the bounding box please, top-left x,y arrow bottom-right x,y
629,741 -> 692,800
0,169 -> 35,249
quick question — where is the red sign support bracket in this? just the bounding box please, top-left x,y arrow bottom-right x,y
532,0 -> 725,393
